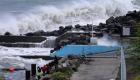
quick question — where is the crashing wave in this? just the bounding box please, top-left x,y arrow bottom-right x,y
0,0 -> 139,34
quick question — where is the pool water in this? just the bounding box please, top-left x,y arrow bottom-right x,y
54,45 -> 119,57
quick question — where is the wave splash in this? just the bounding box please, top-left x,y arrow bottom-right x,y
0,0 -> 139,34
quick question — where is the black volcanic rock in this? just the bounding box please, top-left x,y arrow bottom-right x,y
25,30 -> 47,36
59,26 -> 64,31
25,32 -> 34,36
126,10 -> 138,18
24,10 -> 140,38
33,30 -> 47,36
106,16 -> 115,24
127,20 -> 136,26
75,24 -> 81,29
4,32 -> 12,36
65,25 -> 73,30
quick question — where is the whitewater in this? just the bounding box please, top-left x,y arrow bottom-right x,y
0,0 -> 139,35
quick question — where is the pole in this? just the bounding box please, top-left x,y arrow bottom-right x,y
31,64 -> 36,76
25,70 -> 30,80
91,18 -> 94,38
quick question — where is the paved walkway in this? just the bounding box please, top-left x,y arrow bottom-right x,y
71,52 -> 120,80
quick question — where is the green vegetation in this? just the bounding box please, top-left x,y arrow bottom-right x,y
127,22 -> 140,80
52,72 -> 68,80
135,75 -> 140,80
52,68 -> 74,80
0,77 -> 4,80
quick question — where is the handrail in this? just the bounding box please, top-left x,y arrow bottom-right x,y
120,46 -> 127,80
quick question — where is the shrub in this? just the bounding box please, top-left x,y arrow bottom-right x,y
52,72 -> 68,80
135,75 -> 140,80
62,68 -> 74,77
0,77 -> 4,80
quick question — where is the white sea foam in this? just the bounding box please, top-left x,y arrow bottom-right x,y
0,0 -> 139,34
97,35 -> 118,46
0,46 -> 53,68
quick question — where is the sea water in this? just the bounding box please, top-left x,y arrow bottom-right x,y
0,0 -> 139,34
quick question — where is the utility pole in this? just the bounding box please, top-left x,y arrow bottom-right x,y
90,18 -> 97,45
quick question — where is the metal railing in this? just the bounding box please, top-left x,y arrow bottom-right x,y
120,46 -> 127,80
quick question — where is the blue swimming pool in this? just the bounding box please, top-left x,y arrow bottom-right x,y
53,45 -> 119,57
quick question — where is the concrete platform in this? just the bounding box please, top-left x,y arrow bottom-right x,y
71,54 -> 120,80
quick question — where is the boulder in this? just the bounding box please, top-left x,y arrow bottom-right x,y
75,24 -> 81,29
65,25 -> 73,30
33,30 -> 47,36
25,30 -> 47,36
4,32 -> 12,36
126,10 -> 137,18
25,32 -> 34,36
127,20 -> 136,26
106,16 -> 115,24
59,26 -> 64,30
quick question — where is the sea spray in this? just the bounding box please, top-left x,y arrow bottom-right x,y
0,0 -> 139,34
97,34 -> 118,46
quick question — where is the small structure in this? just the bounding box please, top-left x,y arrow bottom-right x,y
121,26 -> 136,37
122,27 -> 131,36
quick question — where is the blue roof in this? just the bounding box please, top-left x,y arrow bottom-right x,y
53,45 -> 119,57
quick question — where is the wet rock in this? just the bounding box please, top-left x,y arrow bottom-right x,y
25,30 -> 47,36
34,30 -> 47,36
75,24 -> 81,29
99,23 -> 106,29
25,32 -> 34,36
86,24 -> 92,30
52,30 -> 60,36
106,16 -> 115,24
4,32 -> 12,36
80,26 -> 87,31
126,10 -> 137,18
127,20 -> 136,26
57,26 -> 65,35
59,26 -> 64,31
65,25 -> 73,30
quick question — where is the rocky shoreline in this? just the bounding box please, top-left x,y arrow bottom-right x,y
1,10 -> 139,37
1,10 -> 140,50
24,10 -> 140,37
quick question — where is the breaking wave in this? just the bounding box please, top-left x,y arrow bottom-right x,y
0,0 -> 139,34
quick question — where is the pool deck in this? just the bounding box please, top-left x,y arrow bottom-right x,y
71,52 -> 120,80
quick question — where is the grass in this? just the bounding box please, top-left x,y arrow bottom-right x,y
135,75 -> 140,80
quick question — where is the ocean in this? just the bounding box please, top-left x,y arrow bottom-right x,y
0,0 -> 139,34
